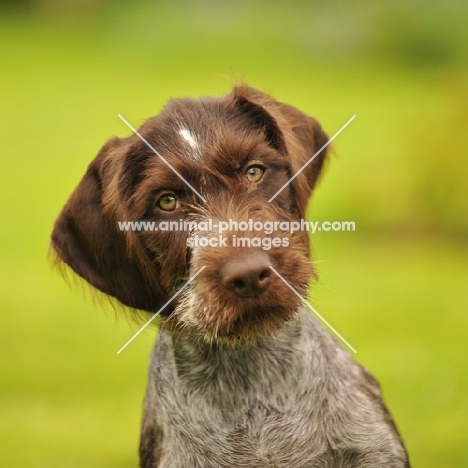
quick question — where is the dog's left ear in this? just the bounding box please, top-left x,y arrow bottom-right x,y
232,86 -> 329,217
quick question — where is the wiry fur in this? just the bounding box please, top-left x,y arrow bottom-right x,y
147,312 -> 408,467
51,85 -> 410,467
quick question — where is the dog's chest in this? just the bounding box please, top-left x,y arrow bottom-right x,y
151,330 -> 330,467
157,383 -> 323,467
147,321 -> 409,468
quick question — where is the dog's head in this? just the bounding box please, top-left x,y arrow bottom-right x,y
51,85 -> 328,345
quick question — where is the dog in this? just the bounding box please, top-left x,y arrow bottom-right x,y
51,85 -> 410,467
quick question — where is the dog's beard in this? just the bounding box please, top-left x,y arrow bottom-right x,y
171,289 -> 301,348
168,251 -> 313,348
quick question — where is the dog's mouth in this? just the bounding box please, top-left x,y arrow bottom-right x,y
202,301 -> 302,348
167,288 -> 302,348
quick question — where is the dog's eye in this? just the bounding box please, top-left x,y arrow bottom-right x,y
245,166 -> 264,183
157,193 -> 179,212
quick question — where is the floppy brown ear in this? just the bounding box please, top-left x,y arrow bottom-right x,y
283,105 -> 329,218
232,85 -> 329,217
51,139 -> 168,314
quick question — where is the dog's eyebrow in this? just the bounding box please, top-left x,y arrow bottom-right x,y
268,115 -> 356,203
118,114 -> 207,203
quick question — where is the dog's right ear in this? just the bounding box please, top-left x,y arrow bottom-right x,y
51,138 -> 167,314
231,86 -> 329,218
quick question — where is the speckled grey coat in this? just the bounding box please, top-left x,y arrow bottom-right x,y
140,309 -> 410,467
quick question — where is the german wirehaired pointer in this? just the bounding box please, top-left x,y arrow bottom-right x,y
51,86 -> 410,467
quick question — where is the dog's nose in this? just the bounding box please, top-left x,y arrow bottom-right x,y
220,251 -> 272,298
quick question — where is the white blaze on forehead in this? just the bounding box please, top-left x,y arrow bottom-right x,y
178,127 -> 202,160
179,128 -> 198,148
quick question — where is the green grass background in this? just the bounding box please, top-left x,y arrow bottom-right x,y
1,1 -> 467,466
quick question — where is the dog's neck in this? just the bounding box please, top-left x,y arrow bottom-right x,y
155,310 -> 314,415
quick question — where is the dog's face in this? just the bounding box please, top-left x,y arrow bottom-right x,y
51,86 -> 328,346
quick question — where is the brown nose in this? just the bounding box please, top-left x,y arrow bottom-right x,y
220,251 -> 272,298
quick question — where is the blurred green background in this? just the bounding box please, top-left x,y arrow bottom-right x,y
1,0 -> 467,466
